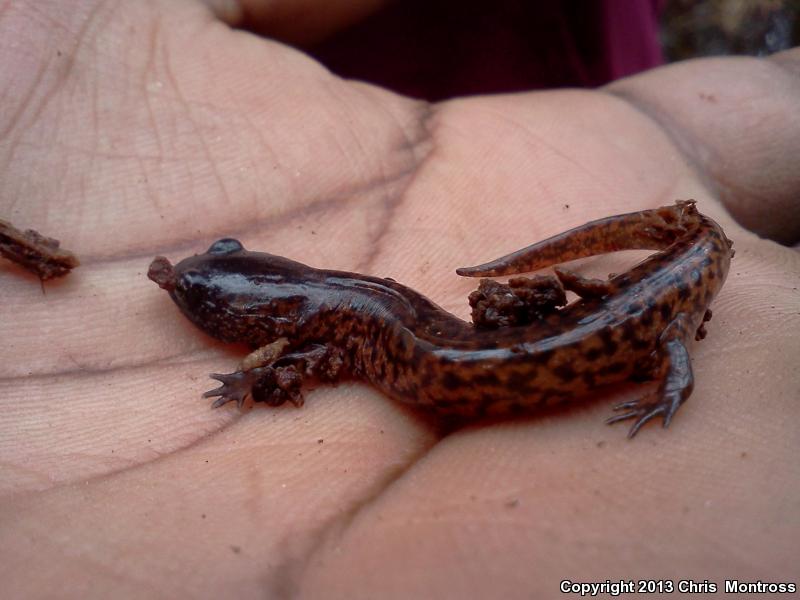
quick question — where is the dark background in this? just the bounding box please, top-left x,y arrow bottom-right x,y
290,0 -> 800,100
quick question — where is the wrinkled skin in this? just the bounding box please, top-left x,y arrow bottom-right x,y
1,2 -> 799,598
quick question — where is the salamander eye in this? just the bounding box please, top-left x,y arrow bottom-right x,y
207,238 -> 244,255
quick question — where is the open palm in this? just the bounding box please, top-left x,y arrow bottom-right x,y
2,2 -> 799,597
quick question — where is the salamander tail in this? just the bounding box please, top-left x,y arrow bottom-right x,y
456,201 -> 699,277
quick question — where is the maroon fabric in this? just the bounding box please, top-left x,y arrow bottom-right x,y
310,0 -> 664,100
602,0 -> 665,81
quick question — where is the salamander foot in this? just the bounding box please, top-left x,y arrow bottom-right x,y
204,365 -> 304,409
606,391 -> 684,438
203,342 -> 346,410
606,314 -> 696,437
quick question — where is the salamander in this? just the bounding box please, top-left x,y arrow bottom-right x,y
148,200 -> 733,437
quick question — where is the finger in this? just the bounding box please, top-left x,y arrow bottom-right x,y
607,48 -> 800,245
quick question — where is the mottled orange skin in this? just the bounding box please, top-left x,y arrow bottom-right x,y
148,201 -> 733,437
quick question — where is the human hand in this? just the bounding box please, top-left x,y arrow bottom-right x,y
2,2 -> 798,597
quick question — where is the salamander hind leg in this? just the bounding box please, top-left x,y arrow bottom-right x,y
553,266 -> 615,300
606,314 -> 696,438
203,342 -> 345,409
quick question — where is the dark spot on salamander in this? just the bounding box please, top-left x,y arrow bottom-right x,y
602,361 -> 627,375
620,320 -> 638,341
473,372 -> 501,387
677,284 -> 691,301
506,370 -> 538,393
471,398 -> 491,419
535,349 -> 554,366
508,402 -> 525,415
598,328 -> 618,356
553,363 -> 577,382
433,398 -> 453,409
440,371 -> 465,391
659,302 -> 672,321
585,347 -> 602,362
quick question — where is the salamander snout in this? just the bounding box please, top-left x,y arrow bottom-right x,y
148,239 -> 245,291
149,240 -> 324,345
148,256 -> 176,291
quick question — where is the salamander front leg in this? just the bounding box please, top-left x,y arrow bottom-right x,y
203,340 -> 345,409
606,314 -> 695,438
204,366 -> 301,409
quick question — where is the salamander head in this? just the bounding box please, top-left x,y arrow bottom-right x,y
148,238 -> 323,345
